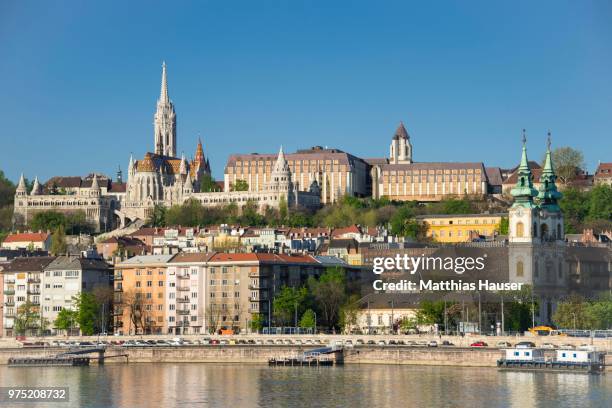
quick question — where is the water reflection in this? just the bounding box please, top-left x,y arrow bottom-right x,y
0,364 -> 609,408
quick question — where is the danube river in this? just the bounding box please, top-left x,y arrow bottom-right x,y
0,363 -> 610,407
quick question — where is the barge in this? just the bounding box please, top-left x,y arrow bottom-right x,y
8,356 -> 90,367
497,347 -> 605,374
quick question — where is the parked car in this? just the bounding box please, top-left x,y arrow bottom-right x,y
515,341 -> 536,348
219,340 -> 229,345
355,339 -> 365,345
377,340 -> 386,346
559,343 -> 575,349
470,341 -> 488,347
496,341 -> 512,348
406,340 -> 418,346
541,343 -> 556,349
441,340 -> 454,346
427,341 -> 438,348
367,340 -> 376,345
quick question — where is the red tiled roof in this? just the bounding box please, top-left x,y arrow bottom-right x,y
332,225 -> 361,237
3,232 -> 50,243
207,252 -> 318,264
595,163 -> 612,179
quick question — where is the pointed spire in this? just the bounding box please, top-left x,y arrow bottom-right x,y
273,145 -> 290,174
91,174 -> 100,190
185,170 -> 193,190
160,61 -> 169,103
393,121 -> 409,140
195,137 -> 205,163
510,130 -> 538,208
179,152 -> 187,174
16,173 -> 27,193
538,131 -> 562,211
31,176 -> 42,195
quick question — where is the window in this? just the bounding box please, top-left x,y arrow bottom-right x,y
191,292 -> 197,298
147,281 -> 153,287
191,304 -> 197,310
136,281 -> 141,287
516,222 -> 524,238
516,261 -> 524,277
53,271 -> 62,277
158,281 -> 164,287
169,292 -> 175,299
65,271 -> 79,277
169,316 -> 175,322
191,316 -> 197,322
52,306 -> 63,311
169,304 -> 175,310
146,292 -> 152,299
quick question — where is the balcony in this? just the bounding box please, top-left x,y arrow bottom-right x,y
28,278 -> 41,284
114,286 -> 123,292
114,274 -> 123,281
4,279 -> 15,285
31,300 -> 40,306
248,284 -> 259,290
177,274 -> 190,279
177,309 -> 190,315
4,301 -> 15,306
177,286 -> 190,291
3,289 -> 15,295
28,289 -> 41,295
176,298 -> 190,303
5,313 -> 15,318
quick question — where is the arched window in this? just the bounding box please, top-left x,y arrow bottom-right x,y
516,261 -> 524,277
540,223 -> 548,240
516,222 -> 524,238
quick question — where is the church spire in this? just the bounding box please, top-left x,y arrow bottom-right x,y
31,176 -> 42,196
154,62 -> 177,157
510,130 -> 538,208
537,131 -> 562,211
160,61 -> 169,103
16,173 -> 27,196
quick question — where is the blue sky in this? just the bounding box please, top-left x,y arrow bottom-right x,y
0,0 -> 610,183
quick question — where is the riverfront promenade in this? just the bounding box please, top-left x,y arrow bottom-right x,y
0,334 -> 610,368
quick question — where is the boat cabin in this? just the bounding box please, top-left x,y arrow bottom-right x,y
504,348 -> 545,362
555,349 -> 601,363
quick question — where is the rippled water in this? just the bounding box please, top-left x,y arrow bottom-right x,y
0,363 -> 610,407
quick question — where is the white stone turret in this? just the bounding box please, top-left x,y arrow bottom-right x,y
389,121 -> 413,164
30,176 -> 42,195
179,153 -> 187,175
184,170 -> 193,194
16,173 -> 27,196
90,174 -> 100,197
268,146 -> 292,192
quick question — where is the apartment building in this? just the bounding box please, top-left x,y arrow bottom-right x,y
2,256 -> 55,337
42,256 -> 112,335
113,255 -> 175,335
166,252 -> 214,335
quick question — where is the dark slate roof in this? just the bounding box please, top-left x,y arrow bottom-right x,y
485,167 -> 503,186
45,256 -> 110,271
225,147 -> 368,168
3,256 -> 56,272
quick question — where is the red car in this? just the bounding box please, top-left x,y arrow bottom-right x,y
470,341 -> 488,347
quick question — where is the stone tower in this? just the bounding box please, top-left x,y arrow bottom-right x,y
154,62 -> 177,157
389,121 -> 413,164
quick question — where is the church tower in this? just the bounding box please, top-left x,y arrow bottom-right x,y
154,62 -> 177,157
268,146 -> 292,192
508,131 -> 539,243
389,121 -> 413,164
536,132 -> 564,241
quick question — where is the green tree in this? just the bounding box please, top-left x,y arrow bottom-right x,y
147,204 -> 167,227
0,205 -> 13,232
587,184 -> 612,222
308,267 -> 346,330
553,295 -> 591,330
550,146 -> 585,184
14,301 -> 40,336
339,294 -> 360,333
65,210 -> 94,234
273,286 -> 309,326
299,309 -> 316,329
249,313 -> 265,332
586,295 -> 612,330
279,195 -> 288,223
54,309 -> 78,335
74,292 -> 100,335
50,226 -> 67,256
199,174 -> 218,192
441,198 -> 473,214
498,217 -> 509,235
559,187 -> 589,233
30,211 -> 66,232
165,198 -> 204,226
0,170 -> 16,207
240,200 -> 265,226
389,204 -> 425,239
231,179 -> 249,192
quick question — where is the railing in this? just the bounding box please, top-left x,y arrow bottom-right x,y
28,278 -> 41,283
114,287 -> 123,292
177,309 -> 190,315
3,290 -> 15,295
177,274 -> 190,279
4,301 -> 15,306
114,274 -> 123,281
28,289 -> 41,295
176,298 -> 190,303
5,313 -> 15,318
4,279 -> 15,285
31,300 -> 40,305
177,286 -> 190,291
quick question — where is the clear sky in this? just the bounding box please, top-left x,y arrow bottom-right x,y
1,0 -> 610,183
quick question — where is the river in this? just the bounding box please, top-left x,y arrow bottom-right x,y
0,363 -> 610,407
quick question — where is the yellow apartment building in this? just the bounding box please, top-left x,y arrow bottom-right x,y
417,213 -> 506,243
